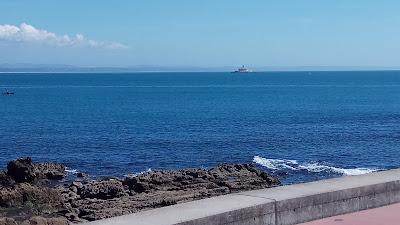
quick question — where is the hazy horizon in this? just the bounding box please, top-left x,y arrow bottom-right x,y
2,63 -> 400,73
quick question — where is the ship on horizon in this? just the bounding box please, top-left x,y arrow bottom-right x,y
232,65 -> 252,73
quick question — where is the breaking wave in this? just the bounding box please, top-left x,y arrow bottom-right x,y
65,168 -> 78,174
125,168 -> 152,178
253,156 -> 378,176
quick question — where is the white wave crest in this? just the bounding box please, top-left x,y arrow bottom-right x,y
299,163 -> 377,176
253,156 -> 298,170
253,156 -> 378,176
125,168 -> 152,178
65,167 -> 78,174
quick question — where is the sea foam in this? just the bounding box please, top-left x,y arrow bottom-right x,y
253,156 -> 378,176
65,167 -> 78,174
125,168 -> 152,178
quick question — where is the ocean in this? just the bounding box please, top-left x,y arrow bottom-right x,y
1,71 -> 400,184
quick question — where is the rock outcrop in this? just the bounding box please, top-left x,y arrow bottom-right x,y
1,158 -> 67,223
0,218 -> 17,225
6,158 -> 36,183
0,183 -> 63,208
0,217 -> 68,225
77,180 -> 126,200
20,217 -> 68,225
34,163 -> 66,181
6,158 -> 66,184
123,164 -> 279,194
0,158 -> 280,224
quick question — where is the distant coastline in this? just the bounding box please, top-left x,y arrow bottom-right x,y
2,64 -> 400,73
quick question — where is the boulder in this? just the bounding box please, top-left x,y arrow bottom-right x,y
7,158 -> 36,183
6,158 -> 67,183
76,172 -> 87,178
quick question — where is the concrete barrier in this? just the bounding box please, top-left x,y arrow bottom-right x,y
84,168 -> 400,225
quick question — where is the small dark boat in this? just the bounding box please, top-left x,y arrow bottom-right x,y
2,90 -> 14,95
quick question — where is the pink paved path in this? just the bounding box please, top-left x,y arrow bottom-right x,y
299,203 -> 400,225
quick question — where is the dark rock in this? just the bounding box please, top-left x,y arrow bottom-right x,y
121,176 -> 137,189
0,171 -> 15,187
76,172 -> 86,178
159,198 -> 177,207
64,212 -> 79,221
6,158 -> 66,183
133,182 -> 151,193
34,163 -> 66,180
78,180 -> 126,200
124,163 -> 279,195
7,158 -> 36,183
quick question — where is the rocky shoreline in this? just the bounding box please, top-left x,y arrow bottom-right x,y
0,158 -> 280,225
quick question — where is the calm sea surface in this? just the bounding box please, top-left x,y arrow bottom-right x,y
1,71 -> 400,184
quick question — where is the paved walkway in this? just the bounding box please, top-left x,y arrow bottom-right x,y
299,203 -> 400,225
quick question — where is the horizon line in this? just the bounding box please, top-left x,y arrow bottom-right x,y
2,69 -> 400,74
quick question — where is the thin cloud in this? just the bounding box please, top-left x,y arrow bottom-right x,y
0,23 -> 128,49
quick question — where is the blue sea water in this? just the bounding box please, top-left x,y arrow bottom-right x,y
1,71 -> 400,184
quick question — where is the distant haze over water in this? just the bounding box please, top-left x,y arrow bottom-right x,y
2,64 -> 400,73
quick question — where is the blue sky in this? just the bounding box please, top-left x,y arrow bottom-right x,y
1,1 -> 400,68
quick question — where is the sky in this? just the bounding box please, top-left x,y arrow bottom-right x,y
1,0 -> 400,68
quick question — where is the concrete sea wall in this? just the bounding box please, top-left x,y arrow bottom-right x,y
84,168 -> 400,225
